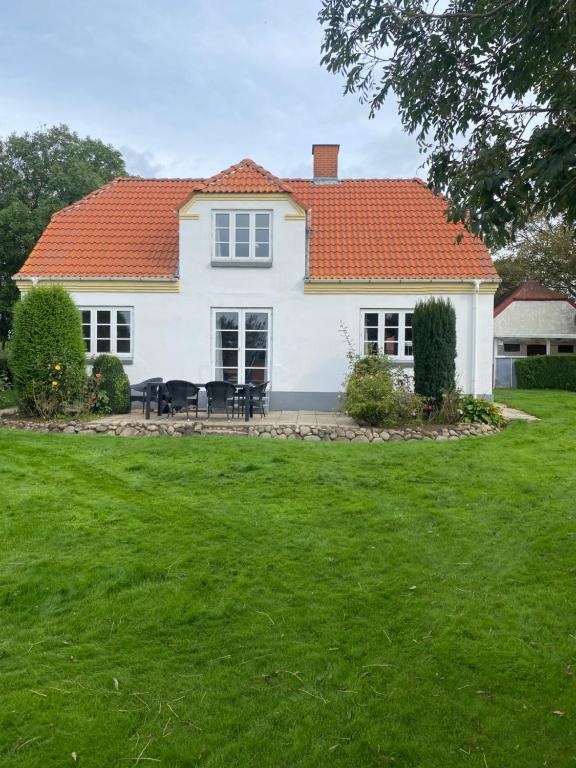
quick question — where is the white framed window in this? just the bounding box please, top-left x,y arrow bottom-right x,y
362,310 -> 413,359
80,307 -> 133,358
213,211 -> 272,261
213,309 -> 270,384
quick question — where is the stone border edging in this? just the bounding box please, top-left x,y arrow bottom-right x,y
0,416 -> 500,442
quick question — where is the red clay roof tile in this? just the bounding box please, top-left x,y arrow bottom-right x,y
17,160 -> 498,281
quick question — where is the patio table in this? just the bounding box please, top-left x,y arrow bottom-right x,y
143,382 -> 254,422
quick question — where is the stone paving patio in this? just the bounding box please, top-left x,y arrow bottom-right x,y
98,408 -> 356,428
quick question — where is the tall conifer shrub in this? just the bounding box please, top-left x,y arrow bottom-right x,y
412,298 -> 457,403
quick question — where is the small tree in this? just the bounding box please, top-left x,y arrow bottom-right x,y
91,354 -> 130,414
10,285 -> 86,416
412,298 -> 456,403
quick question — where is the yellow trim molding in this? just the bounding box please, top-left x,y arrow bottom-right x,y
180,213 -> 200,221
304,280 -> 499,295
284,213 -> 306,221
179,192 -> 305,217
15,279 -> 180,294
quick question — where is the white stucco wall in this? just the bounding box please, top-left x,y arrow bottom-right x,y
495,299 -> 576,337
66,195 -> 496,407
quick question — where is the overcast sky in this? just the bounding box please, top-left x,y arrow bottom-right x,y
0,0 -> 422,180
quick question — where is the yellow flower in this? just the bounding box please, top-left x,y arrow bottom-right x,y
54,364 -> 62,371
51,380 -> 58,387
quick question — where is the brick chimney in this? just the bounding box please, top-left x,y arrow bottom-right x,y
312,144 -> 339,182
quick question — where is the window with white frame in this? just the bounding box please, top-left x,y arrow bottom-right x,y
362,310 -> 413,359
80,308 -> 133,358
213,309 -> 270,384
213,211 -> 272,261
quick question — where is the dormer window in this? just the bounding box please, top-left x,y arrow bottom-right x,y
213,211 -> 272,265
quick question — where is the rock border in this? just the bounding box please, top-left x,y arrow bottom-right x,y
0,414 -> 501,442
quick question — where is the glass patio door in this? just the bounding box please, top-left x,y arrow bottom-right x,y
214,309 -> 270,384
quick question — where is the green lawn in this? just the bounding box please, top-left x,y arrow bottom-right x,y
1,390 -> 575,767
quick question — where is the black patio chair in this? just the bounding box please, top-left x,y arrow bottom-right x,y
164,380 -> 200,419
249,381 -> 269,417
234,381 -> 269,418
130,377 -> 163,413
205,380 -> 236,419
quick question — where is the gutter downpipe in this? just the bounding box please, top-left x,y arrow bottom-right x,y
472,279 -> 481,396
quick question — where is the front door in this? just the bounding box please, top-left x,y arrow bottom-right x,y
527,344 -> 547,356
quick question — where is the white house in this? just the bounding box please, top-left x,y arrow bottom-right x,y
14,145 -> 499,409
494,280 -> 576,387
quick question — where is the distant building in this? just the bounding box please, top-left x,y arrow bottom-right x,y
494,280 -> 576,387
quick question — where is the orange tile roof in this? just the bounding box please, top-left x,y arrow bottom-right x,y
17,178 -> 197,278
17,160 -> 498,281
192,158 -> 294,195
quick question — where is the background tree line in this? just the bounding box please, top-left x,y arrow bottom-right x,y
0,124 -> 126,347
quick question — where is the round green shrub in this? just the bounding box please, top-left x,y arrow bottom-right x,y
91,354 -> 130,413
10,285 -> 86,416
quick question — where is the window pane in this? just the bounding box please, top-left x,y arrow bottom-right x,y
216,330 -> 238,348
235,227 -> 249,243
255,242 -> 269,258
245,331 -> 267,349
245,312 -> 268,331
246,349 -> 267,367
558,344 -> 574,353
117,340 -> 130,354
216,227 -> 230,241
384,329 -> 398,356
215,349 -> 238,368
364,313 -> 379,327
116,310 -> 131,325
215,367 -> 238,384
245,369 -> 266,384
117,325 -> 131,340
216,312 -> 239,330
235,242 -> 250,258
97,324 -> 111,339
236,213 -> 250,228
255,213 -> 269,227
364,342 -> 378,356
215,242 -> 229,258
215,213 -> 229,227
255,228 -> 269,243
81,310 -> 91,324
405,313 -> 413,327
97,310 -> 111,324
384,313 -> 399,327
97,339 -> 111,353
364,327 -> 378,342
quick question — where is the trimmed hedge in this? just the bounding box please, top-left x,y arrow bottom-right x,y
516,355 -> 576,391
91,354 -> 130,413
412,298 -> 457,403
10,285 -> 86,415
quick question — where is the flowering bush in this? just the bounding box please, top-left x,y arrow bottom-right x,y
10,285 -> 86,416
82,371 -> 111,415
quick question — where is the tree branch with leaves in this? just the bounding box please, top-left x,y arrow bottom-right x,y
319,0 -> 576,247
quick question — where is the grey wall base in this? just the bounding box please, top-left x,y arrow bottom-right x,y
269,391 -> 341,412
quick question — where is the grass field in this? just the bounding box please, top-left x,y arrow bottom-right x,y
0,389 -> 575,767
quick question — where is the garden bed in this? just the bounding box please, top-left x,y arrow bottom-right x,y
0,412 -> 501,442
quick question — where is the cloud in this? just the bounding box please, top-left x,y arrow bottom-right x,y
0,0 -> 421,180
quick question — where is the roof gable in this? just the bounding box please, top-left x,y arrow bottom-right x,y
192,158 -> 294,196
494,280 -> 576,317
